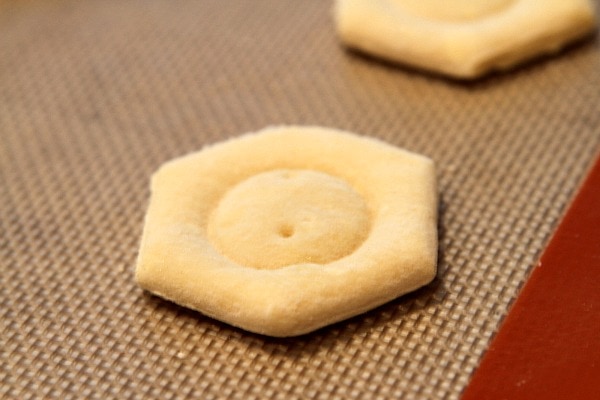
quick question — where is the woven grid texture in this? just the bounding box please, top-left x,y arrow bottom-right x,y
1,1 -> 600,399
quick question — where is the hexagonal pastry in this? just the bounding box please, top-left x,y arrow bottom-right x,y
135,126 -> 438,336
335,0 -> 597,79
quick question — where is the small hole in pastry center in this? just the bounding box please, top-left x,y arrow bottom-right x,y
207,169 -> 371,269
278,224 -> 294,238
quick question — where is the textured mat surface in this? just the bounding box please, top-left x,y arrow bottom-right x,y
1,1 -> 600,399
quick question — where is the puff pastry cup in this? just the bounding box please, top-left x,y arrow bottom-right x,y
335,0 -> 597,79
136,126 -> 438,336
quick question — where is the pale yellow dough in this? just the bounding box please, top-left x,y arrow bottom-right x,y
335,0 -> 597,79
136,126 -> 437,336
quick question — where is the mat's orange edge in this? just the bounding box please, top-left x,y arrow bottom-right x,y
461,153 -> 600,400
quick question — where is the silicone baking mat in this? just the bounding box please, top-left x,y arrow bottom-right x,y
462,155 -> 600,399
1,1 -> 599,399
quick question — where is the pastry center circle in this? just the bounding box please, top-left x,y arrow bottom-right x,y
207,169 -> 370,269
393,0 -> 516,21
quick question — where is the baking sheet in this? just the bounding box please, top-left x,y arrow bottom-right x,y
2,1 -> 600,398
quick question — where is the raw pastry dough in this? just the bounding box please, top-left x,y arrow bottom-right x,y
335,0 -> 597,79
136,126 -> 438,336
